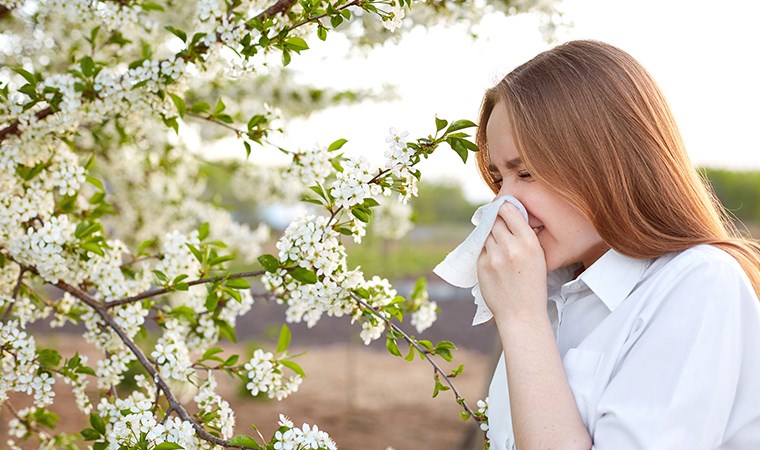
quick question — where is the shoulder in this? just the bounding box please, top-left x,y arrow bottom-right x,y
654,244 -> 749,284
641,244 -> 758,315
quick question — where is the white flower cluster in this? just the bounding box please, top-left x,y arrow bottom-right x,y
194,373 -> 236,439
40,74 -> 82,115
155,230 -> 202,281
357,276 -> 397,345
288,145 -> 334,187
231,163 -> 302,204
382,4 -> 407,32
151,319 -> 194,382
273,414 -> 337,450
40,0 -> 146,32
95,349 -> 135,389
371,199 -> 413,240
0,321 -> 55,407
411,300 -> 438,334
98,386 -> 198,450
84,240 -> 152,302
384,128 -> 419,203
8,214 -> 80,284
244,349 -> 302,401
477,397 -> 490,431
43,148 -> 86,197
61,354 -> 93,415
265,215 -> 357,327
330,156 -> 382,210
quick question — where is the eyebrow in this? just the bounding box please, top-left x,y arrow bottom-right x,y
488,157 -> 524,173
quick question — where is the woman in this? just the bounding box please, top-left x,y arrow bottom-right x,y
475,40 -> 760,450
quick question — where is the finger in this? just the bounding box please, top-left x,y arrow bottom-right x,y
488,216 -> 516,246
497,202 -> 533,240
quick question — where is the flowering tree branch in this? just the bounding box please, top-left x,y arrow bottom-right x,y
351,292 -> 479,419
103,269 -> 266,309
54,280 -> 254,449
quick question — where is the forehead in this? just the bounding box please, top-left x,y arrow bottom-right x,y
485,102 -> 520,164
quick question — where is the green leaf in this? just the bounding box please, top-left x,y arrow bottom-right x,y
80,56 -> 95,77
163,116 -> 179,134
205,293 -> 219,312
198,222 -> 210,241
214,98 -> 225,115
228,434 -> 259,448
217,320 -> 237,343
86,175 -> 105,191
330,14 -> 343,29
223,354 -> 239,367
444,119 -> 477,135
37,348 -> 62,367
280,360 -> 305,377
284,36 -> 309,52
209,254 -> 235,266
225,278 -> 250,290
152,270 -> 168,282
137,239 -> 155,256
363,197 -> 380,207
154,443 -> 183,450
447,137 -> 469,163
435,117 -> 448,132
89,413 -> 106,435
386,336 -> 401,357
165,26 -> 187,43
460,411 -> 471,421
186,243 -> 204,264
80,428 -> 100,441
328,138 -> 348,151
244,140 -> 252,157
290,267 -> 317,284
276,324 -> 291,353
190,101 -> 210,114
281,49 -> 291,66
168,92 -> 185,118
14,67 -> 36,85
141,2 -> 165,11
81,241 -> 105,256
257,254 -> 280,272
317,25 -> 327,41
201,347 -> 224,361
351,206 -> 371,223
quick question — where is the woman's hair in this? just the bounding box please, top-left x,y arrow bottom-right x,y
476,39 -> 760,297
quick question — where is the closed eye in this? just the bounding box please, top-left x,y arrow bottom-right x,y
517,170 -> 532,179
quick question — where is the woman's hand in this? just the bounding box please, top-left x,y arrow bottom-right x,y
477,202 -> 548,324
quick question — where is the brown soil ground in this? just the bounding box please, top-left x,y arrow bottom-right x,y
1,287 -> 500,450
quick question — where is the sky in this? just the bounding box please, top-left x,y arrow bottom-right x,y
243,0 -> 760,202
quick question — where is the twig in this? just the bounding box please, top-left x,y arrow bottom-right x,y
54,280 -> 252,449
350,293 -> 477,419
2,266 -> 27,321
104,270 -> 265,309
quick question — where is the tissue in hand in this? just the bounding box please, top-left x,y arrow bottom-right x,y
433,196 -> 529,326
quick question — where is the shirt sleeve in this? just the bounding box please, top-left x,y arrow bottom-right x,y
591,251 -> 760,450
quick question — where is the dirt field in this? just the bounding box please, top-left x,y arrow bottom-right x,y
1,288 -> 500,450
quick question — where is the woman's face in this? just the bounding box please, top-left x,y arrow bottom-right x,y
485,101 -> 608,272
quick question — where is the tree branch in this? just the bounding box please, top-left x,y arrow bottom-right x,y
54,280 -> 253,449
350,293 -> 479,421
104,270 -> 266,309
0,106 -> 53,142
259,0 -> 299,19
2,266 -> 27,321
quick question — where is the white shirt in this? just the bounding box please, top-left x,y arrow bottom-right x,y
487,245 -> 760,450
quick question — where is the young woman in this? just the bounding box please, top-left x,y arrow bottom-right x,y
475,40 -> 760,450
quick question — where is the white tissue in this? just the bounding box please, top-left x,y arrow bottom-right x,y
433,196 -> 529,326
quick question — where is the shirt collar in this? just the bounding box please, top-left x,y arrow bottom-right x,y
576,249 -> 652,311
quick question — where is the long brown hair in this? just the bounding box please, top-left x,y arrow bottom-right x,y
476,39 -> 760,297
